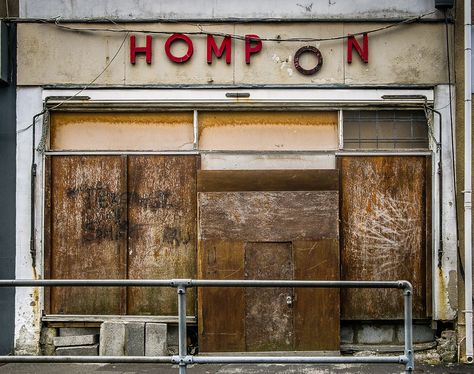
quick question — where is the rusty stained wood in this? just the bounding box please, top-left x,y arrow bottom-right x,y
244,242 -> 294,351
197,169 -> 339,192
127,156 -> 197,315
49,156 -> 127,314
198,240 -> 245,352
293,239 -> 340,351
198,191 -> 339,242
44,156 -> 53,314
340,156 -> 429,319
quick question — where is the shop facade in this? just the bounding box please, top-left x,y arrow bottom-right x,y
14,1 -> 458,357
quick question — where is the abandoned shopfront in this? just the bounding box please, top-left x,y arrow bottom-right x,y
15,20 -> 456,354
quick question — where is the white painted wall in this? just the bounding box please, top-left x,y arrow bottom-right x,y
15,87 -> 43,355
19,0 -> 444,20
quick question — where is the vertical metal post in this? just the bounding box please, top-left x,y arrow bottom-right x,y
177,284 -> 187,374
404,285 -> 414,373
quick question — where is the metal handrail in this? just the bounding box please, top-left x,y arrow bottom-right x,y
0,279 -> 414,373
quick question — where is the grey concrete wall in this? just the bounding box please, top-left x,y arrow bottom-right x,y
19,0 -> 444,21
0,23 -> 16,355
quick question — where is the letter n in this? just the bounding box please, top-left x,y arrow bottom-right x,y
347,33 -> 368,63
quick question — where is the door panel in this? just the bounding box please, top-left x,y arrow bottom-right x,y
49,156 -> 127,314
127,156 -> 197,315
294,239 -> 340,351
198,240 -> 246,352
244,242 -> 294,351
340,156 -> 429,319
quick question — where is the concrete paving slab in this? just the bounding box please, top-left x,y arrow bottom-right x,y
0,363 -> 473,374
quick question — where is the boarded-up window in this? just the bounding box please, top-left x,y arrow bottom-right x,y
339,156 -> 431,319
199,111 -> 338,151
45,155 -> 198,315
343,110 -> 429,149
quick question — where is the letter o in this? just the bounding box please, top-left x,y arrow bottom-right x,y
294,46 -> 323,75
165,34 -> 194,63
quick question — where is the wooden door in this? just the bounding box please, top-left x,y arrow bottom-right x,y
245,242 -> 294,351
340,156 -> 431,319
197,170 -> 340,352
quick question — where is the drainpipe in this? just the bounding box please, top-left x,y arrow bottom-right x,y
464,0 -> 473,363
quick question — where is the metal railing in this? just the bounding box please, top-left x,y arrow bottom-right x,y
0,279 -> 414,373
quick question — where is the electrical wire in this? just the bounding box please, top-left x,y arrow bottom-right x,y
37,10 -> 438,43
16,30 -> 130,136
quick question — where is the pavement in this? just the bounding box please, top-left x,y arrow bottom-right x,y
1,363 -> 474,374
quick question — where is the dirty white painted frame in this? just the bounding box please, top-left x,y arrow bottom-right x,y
16,87 -> 447,355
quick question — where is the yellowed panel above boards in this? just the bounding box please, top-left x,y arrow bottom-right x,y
198,111 -> 338,151
50,112 -> 194,151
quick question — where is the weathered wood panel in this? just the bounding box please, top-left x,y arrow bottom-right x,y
50,156 -> 127,314
245,242 -> 294,351
127,156 -> 197,315
293,239 -> 340,351
340,156 -> 428,319
198,170 -> 339,192
198,240 -> 245,352
199,191 -> 339,242
44,156 -> 53,314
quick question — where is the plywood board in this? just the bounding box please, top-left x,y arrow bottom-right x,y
340,156 -> 428,319
293,239 -> 340,350
199,191 -> 338,241
198,240 -> 245,352
50,156 -> 127,314
127,155 -> 197,315
197,170 -> 339,192
244,242 -> 294,351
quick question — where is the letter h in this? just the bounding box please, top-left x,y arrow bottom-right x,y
130,35 -> 152,64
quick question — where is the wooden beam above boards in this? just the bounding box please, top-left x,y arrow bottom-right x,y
197,169 -> 339,192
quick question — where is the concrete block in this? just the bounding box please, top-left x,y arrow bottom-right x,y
59,327 -> 99,337
56,344 -> 99,356
125,322 -> 145,356
437,330 -> 457,363
54,334 -> 98,347
99,321 -> 126,356
396,324 -> 435,344
40,327 -> 57,356
145,323 -> 167,356
167,325 -> 179,355
357,324 -> 395,344
340,325 -> 355,344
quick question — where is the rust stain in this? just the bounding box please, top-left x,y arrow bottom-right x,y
52,112 -> 193,126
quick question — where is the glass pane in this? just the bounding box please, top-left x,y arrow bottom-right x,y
343,110 -> 428,150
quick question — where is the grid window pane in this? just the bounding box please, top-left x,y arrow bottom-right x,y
343,110 -> 429,150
